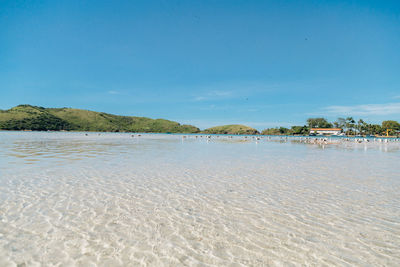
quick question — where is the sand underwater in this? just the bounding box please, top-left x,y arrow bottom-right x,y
0,132 -> 399,266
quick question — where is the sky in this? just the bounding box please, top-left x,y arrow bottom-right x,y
1,0 -> 399,130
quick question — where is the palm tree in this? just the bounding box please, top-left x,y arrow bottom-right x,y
346,117 -> 355,135
357,119 -> 365,135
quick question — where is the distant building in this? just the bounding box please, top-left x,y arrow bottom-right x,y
309,128 -> 342,135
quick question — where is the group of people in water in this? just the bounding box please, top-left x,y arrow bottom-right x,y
183,134 -> 400,146
88,133 -> 400,146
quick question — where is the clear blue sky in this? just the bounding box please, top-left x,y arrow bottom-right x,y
1,0 -> 399,129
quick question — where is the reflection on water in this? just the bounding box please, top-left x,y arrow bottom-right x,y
0,132 -> 399,266
9,139 -> 129,161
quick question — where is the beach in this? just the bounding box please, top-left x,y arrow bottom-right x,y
0,132 -> 399,266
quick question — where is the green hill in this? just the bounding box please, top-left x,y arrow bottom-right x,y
0,105 -> 200,133
202,124 -> 259,135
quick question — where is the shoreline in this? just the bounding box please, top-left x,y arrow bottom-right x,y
1,129 -> 399,139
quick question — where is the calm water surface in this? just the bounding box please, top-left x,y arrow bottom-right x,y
0,132 -> 399,266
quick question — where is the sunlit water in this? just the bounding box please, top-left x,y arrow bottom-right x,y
0,132 -> 399,266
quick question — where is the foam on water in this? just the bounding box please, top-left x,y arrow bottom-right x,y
0,132 -> 399,266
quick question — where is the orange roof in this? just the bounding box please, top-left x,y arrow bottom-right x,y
310,128 -> 342,131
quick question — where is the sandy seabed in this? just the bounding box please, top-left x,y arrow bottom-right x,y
0,132 -> 399,266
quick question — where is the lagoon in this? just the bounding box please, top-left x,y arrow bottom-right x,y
0,132 -> 399,266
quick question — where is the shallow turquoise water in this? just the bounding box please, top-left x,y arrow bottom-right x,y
0,132 -> 399,266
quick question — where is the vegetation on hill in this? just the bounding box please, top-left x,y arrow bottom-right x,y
262,125 -> 309,136
306,118 -> 332,128
0,105 -> 73,131
202,124 -> 259,135
1,105 -> 399,136
0,105 -> 200,133
262,117 -> 400,136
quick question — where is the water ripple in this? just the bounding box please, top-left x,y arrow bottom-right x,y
0,132 -> 399,266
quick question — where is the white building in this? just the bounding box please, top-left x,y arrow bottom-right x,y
309,128 -> 342,135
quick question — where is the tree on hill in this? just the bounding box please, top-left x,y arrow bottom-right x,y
306,118 -> 332,128
382,120 -> 400,135
261,127 -> 291,135
0,113 -> 72,131
334,117 -> 346,129
382,120 -> 400,130
202,125 -> 259,135
291,125 -> 309,135
366,124 -> 383,135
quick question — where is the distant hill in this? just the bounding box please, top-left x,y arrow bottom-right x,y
0,105 -> 200,133
202,124 -> 259,135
